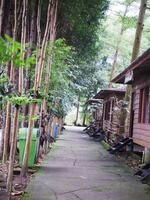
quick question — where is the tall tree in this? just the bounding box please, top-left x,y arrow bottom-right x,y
2,0 -> 18,163
131,0 -> 147,61
109,0 -> 136,87
0,0 -> 4,35
125,0 -> 147,136
7,0 -> 28,193
21,0 -> 59,177
74,96 -> 80,125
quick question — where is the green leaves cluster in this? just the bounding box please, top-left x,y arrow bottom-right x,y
51,0 -> 109,120
0,35 -> 36,68
8,96 -> 29,106
57,0 -> 109,63
119,16 -> 137,31
0,35 -> 37,107
40,38 -> 76,116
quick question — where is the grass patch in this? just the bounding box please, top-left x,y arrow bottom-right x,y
144,186 -> 150,194
52,143 -> 60,150
29,165 -> 41,171
21,192 -> 30,200
101,140 -> 110,150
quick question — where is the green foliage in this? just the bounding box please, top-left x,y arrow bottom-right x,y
22,192 -> 30,200
7,91 -> 42,107
0,35 -> 36,68
29,97 -> 42,104
19,113 -> 40,122
0,35 -> 38,108
0,73 -> 8,84
51,106 -> 64,118
119,16 -> 137,31
8,95 -> 29,106
38,0 -> 109,119
0,73 -> 13,100
55,0 -> 110,121
18,114 -> 26,122
52,38 -> 72,69
57,0 -> 109,62
42,38 -> 76,116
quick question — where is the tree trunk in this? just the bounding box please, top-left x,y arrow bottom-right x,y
124,0 -> 147,135
131,0 -> 147,62
2,0 -> 18,163
21,103 -> 37,177
2,103 -> 11,162
75,96 -> 80,125
0,109 -> 5,159
19,0 -> 28,93
0,0 -> 4,35
109,5 -> 129,88
21,0 -> 59,177
40,0 -> 58,155
125,0 -> 147,100
23,0 -> 39,127
82,112 -> 86,126
6,106 -> 20,193
1,0 -> 12,36
6,0 -> 28,193
42,0 -> 58,111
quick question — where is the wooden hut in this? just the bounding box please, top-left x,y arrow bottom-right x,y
94,88 -> 126,145
112,48 -> 150,160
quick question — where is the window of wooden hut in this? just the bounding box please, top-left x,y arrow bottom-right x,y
139,86 -> 150,123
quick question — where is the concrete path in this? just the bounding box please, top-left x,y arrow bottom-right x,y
27,126 -> 150,200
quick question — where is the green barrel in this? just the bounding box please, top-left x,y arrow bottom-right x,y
18,128 -> 39,167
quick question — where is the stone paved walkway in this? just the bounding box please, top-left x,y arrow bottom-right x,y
27,126 -> 150,200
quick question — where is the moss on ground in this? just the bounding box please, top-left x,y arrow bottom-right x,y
100,140 -> 110,151
144,186 -> 150,194
21,192 -> 30,200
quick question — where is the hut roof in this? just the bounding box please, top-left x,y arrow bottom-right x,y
87,99 -> 102,105
93,88 -> 126,99
112,48 -> 150,84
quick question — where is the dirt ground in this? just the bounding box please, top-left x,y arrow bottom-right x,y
0,163 -> 39,200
